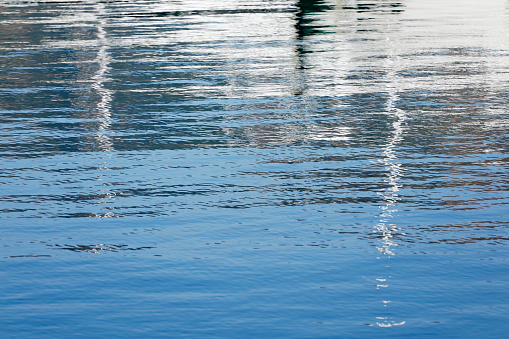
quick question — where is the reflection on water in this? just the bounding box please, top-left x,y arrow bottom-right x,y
91,2 -> 114,153
51,243 -> 155,253
1,0 -> 509,337
373,28 -> 406,327
91,2 -> 116,218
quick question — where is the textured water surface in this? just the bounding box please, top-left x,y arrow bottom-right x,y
1,0 -> 509,337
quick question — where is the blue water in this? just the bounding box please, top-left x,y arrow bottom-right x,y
1,0 -> 509,337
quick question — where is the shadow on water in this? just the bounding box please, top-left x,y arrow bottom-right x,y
294,0 -> 336,44
293,0 -> 404,71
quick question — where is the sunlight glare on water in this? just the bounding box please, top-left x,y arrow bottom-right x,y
1,0 -> 509,337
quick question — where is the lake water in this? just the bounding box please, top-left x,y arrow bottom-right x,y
1,0 -> 508,337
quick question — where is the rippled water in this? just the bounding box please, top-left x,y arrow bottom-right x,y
1,0 -> 508,337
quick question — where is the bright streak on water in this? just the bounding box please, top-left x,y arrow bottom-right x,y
1,0 -> 509,337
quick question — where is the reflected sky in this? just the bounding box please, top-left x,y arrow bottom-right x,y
0,0 -> 507,236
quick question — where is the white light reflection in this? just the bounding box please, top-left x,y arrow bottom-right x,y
92,1 -> 114,153
373,34 -> 407,327
92,1 -> 116,218
375,89 -> 405,257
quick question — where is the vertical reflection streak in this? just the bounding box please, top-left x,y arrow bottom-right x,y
376,66 -> 405,257
91,1 -> 116,218
374,34 -> 406,327
92,1 -> 114,153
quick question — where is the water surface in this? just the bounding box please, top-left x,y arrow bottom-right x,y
1,0 -> 509,337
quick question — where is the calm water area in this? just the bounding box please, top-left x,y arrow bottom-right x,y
1,0 -> 509,337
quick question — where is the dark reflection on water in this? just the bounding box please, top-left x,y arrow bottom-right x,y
1,0 -> 509,337
50,243 -> 155,253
